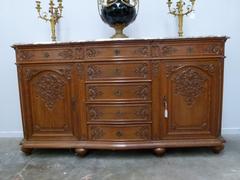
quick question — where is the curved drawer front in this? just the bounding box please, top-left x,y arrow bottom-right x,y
85,45 -> 150,60
87,104 -> 151,122
16,47 -> 84,62
88,125 -> 151,141
86,62 -> 150,81
86,83 -> 151,101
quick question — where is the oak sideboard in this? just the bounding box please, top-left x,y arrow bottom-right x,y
13,37 -> 227,156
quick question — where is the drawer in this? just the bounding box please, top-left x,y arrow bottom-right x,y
87,104 -> 151,122
86,83 -> 151,101
151,42 -> 225,58
16,47 -> 84,62
86,62 -> 150,80
88,125 -> 151,141
85,45 -> 150,60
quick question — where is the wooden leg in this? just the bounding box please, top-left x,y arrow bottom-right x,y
154,148 -> 166,157
75,148 -> 88,157
212,144 -> 224,154
21,147 -> 33,156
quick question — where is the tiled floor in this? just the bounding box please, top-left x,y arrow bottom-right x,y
0,135 -> 240,180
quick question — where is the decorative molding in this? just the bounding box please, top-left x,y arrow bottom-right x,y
90,127 -> 104,140
135,64 -> 148,78
76,63 -> 84,79
174,68 -> 206,106
135,126 -> 150,140
87,65 -> 102,79
35,73 -> 65,110
152,61 -> 160,76
88,86 -> 103,100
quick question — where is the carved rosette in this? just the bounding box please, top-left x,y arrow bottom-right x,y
174,68 -> 206,106
35,73 -> 65,109
90,127 -> 104,140
135,126 -> 150,140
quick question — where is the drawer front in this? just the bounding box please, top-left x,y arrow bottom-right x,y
85,45 -> 150,60
86,62 -> 150,80
86,83 -> 151,101
88,125 -> 151,141
151,42 -> 225,58
16,47 -> 84,62
87,104 -> 151,122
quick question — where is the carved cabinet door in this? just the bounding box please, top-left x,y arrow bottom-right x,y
161,61 -> 222,139
19,64 -> 77,140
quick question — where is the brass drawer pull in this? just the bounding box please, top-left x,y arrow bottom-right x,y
116,130 -> 123,137
114,89 -> 123,97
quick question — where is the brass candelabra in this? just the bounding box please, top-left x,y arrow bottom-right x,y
36,0 -> 63,41
167,0 -> 195,37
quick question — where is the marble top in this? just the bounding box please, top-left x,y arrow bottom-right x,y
12,36 -> 228,47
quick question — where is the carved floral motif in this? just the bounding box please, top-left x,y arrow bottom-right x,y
35,73 -> 65,109
58,49 -> 74,59
135,64 -> 148,78
135,126 -> 150,140
89,107 -> 103,120
152,61 -> 160,76
90,127 -> 104,140
88,86 -> 103,100
174,68 -> 206,105
162,46 -> 178,56
134,47 -> 149,57
86,48 -> 98,58
204,44 -> 223,55
135,85 -> 150,100
87,65 -> 102,79
18,51 -> 34,61
135,107 -> 149,119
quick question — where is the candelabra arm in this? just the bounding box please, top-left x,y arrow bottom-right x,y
37,12 -> 50,21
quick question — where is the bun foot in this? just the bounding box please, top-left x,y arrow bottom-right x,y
212,145 -> 224,154
75,148 -> 88,157
21,147 -> 33,156
154,148 -> 166,157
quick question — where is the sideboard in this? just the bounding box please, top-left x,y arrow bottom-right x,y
13,37 -> 227,156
